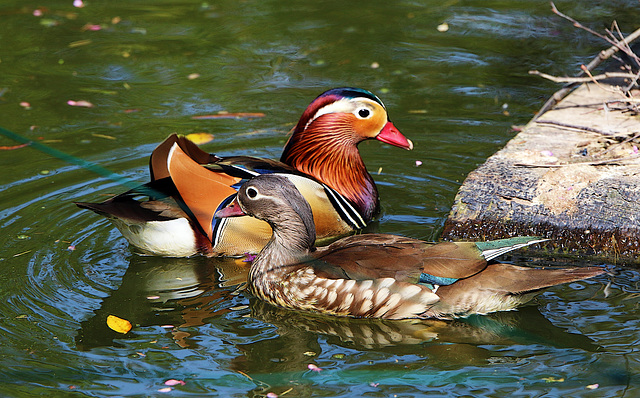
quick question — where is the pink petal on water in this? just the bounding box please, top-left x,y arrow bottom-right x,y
307,364 -> 322,372
157,387 -> 172,393
82,24 -> 102,31
67,100 -> 94,108
73,0 -> 85,8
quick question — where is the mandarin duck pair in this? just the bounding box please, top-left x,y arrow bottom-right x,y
77,88 -> 605,320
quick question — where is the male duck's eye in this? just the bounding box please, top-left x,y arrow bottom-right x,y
246,187 -> 258,199
356,108 -> 371,119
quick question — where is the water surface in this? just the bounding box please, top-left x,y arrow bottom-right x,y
1,0 -> 640,396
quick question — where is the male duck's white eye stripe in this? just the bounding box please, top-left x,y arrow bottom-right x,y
305,98 -> 353,129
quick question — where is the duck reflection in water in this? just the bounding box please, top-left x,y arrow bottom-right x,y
75,253 -> 600,366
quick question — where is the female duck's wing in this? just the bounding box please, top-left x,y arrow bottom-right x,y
313,234 -> 489,283
314,235 -> 548,286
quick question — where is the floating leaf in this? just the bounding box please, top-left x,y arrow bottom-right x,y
80,88 -> 117,95
81,24 -> 102,31
185,132 -> 214,145
68,39 -> 92,48
40,18 -> 59,27
437,22 -> 449,32
67,100 -> 94,108
13,250 -> 32,257
91,133 -> 116,140
0,143 -> 29,150
107,315 -> 132,334
542,377 -> 564,383
191,112 -> 265,120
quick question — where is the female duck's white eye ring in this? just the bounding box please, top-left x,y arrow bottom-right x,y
356,107 -> 372,119
246,187 -> 258,199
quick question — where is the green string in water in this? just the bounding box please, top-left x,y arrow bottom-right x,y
0,126 -> 157,195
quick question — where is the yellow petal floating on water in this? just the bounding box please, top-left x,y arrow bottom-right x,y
185,132 -> 214,145
107,315 -> 132,334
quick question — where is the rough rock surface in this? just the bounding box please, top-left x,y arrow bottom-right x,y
442,83 -> 640,264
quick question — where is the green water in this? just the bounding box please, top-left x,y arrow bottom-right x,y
1,0 -> 639,396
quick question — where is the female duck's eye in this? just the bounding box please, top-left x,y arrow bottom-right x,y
357,108 -> 371,119
246,187 -> 258,199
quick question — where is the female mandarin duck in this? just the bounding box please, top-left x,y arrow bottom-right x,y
215,174 -> 605,320
75,88 -> 412,257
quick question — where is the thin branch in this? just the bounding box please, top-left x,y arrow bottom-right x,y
514,154 -> 640,168
599,131 -> 640,156
550,2 -> 607,41
532,3 -> 640,120
528,70 -> 637,84
535,120 -> 619,136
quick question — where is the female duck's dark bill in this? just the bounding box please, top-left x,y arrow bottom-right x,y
215,197 -> 245,218
377,121 -> 413,150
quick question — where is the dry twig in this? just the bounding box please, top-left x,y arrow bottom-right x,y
532,2 -> 640,120
515,154 -> 640,168
529,70 -> 637,84
534,120 -> 619,136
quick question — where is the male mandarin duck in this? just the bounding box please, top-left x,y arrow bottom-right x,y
215,174 -> 606,320
75,87 -> 412,257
